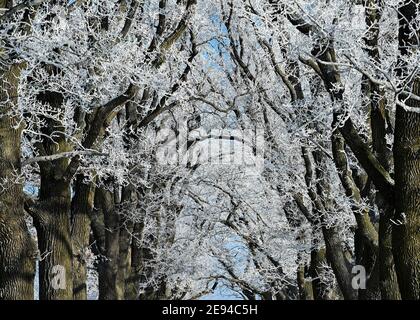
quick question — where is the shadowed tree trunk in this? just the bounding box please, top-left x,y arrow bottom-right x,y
95,185 -> 121,300
91,183 -> 138,300
31,90 -> 73,300
35,181 -> 73,300
0,61 -> 36,300
362,0 -> 400,300
296,261 -> 314,300
392,0 -> 420,300
393,78 -> 420,300
308,246 -> 336,300
71,175 -> 95,299
125,221 -> 144,299
116,184 -> 135,298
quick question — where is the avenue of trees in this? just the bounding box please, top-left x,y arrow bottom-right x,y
0,0 -> 419,300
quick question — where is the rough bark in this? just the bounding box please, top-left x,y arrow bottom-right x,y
312,150 -> 358,300
35,176 -> 73,300
71,175 -> 95,299
116,184 -> 135,299
331,120 -> 380,299
116,221 -> 133,299
378,202 -> 401,299
29,89 -> 73,300
0,80 -> 36,299
95,186 -> 121,300
0,1 -> 37,299
392,0 -> 420,300
361,0 -> 401,299
297,261 -> 314,300
124,222 -> 141,299
393,78 -> 420,299
308,247 -> 335,300
369,87 -> 401,299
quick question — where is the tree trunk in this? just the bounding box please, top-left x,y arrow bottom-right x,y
125,222 -> 143,299
392,0 -> 420,300
378,204 -> 401,299
368,79 -> 400,300
361,0 -> 401,299
0,60 -> 36,299
96,186 -> 121,300
71,175 -> 95,299
297,264 -> 314,300
31,89 -> 73,300
309,245 -> 333,300
116,185 -> 135,299
331,123 -> 380,299
393,77 -> 420,299
321,226 -> 356,300
35,177 -> 73,300
116,224 -> 132,298
312,149 -> 358,300
0,117 -> 36,299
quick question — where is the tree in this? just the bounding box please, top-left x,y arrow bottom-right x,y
392,0 -> 420,300
0,0 -> 419,301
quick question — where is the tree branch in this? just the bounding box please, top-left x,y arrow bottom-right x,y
22,150 -> 108,167
0,0 -> 47,23
61,84 -> 138,181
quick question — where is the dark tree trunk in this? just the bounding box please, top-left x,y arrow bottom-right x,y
392,0 -> 420,300
378,204 -> 401,299
331,120 -> 380,299
0,61 -> 36,299
125,222 -> 144,299
95,186 -> 121,300
116,222 -> 133,298
369,83 -> 401,299
71,175 -> 95,299
0,117 -> 36,300
116,185 -> 135,298
362,0 -> 401,300
393,78 -> 420,299
309,245 -> 332,300
36,177 -> 73,300
368,85 -> 400,299
297,263 -> 314,300
92,183 -> 138,300
33,90 -> 73,300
